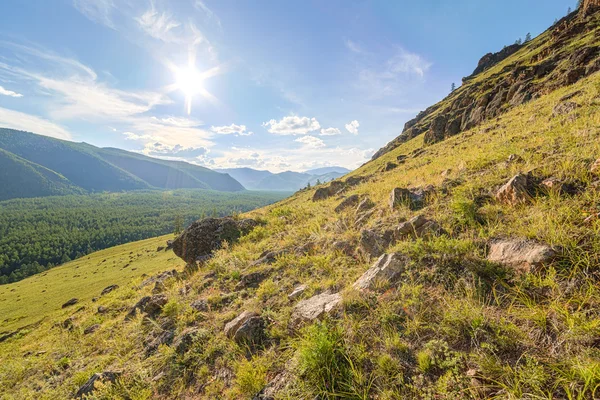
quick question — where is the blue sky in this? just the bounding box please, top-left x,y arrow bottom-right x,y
0,0 -> 577,172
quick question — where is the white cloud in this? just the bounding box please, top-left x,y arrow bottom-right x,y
0,107 -> 72,140
295,136 -> 326,148
320,127 -> 341,136
387,49 -> 432,77
73,0 -> 116,29
210,124 -> 248,135
0,86 -> 23,98
150,116 -> 202,128
262,116 -> 320,135
142,142 -> 208,159
345,39 -> 362,54
345,120 -> 360,135
194,1 -> 222,28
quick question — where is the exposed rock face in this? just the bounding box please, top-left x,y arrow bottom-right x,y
371,10 -> 600,161
359,229 -> 386,258
101,285 -> 118,296
172,217 -> 258,264
61,298 -> 78,308
488,239 -> 556,273
75,372 -> 121,398
290,292 -> 342,328
145,329 -> 175,356
496,174 -> 535,206
353,253 -> 410,291
389,188 -> 423,211
356,197 -> 375,214
335,195 -> 360,213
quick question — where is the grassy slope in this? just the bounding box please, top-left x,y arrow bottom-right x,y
1,70 -> 599,399
0,235 -> 184,332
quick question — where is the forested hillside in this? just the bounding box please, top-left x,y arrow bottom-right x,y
0,129 -> 245,200
0,190 -> 286,284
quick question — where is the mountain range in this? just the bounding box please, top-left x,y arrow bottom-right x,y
0,128 -> 245,201
216,166 -> 350,191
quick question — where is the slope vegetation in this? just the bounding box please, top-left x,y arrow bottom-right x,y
2,8 -> 600,400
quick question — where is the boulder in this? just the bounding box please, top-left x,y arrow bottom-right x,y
172,217 -> 258,264
61,298 -> 79,308
236,270 -> 271,290
101,285 -> 119,296
488,239 -> 556,273
97,306 -> 108,314
145,329 -> 175,356
312,181 -> 347,201
359,229 -> 386,258
173,327 -> 198,354
590,159 -> 600,175
126,294 -> 168,320
552,101 -> 580,116
382,162 -> 398,172
288,285 -> 308,301
225,311 -> 259,338
75,372 -> 121,398
396,215 -> 444,239
290,292 -> 342,327
83,324 -> 100,335
312,187 -> 331,201
335,195 -> 360,213
353,253 -> 410,291
496,174 -> 535,206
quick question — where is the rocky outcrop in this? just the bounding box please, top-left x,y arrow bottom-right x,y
83,324 -> 100,335
496,174 -> 536,206
126,294 -> 168,320
172,217 -> 258,264
553,101 -> 580,116
334,195 -> 360,213
395,215 -> 444,239
236,270 -> 272,290
75,372 -> 121,398
372,10 -> 600,160
290,292 -> 342,328
100,285 -> 118,296
389,188 -> 423,211
488,239 -> 556,273
61,298 -> 78,308
224,311 -> 265,346
312,177 -> 369,201
353,253 -> 410,291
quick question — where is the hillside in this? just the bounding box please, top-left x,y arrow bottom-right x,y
217,167 -> 350,191
2,6 -> 600,400
0,148 -> 84,201
0,129 -> 245,200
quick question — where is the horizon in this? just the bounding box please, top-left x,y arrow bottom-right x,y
0,0 -> 577,172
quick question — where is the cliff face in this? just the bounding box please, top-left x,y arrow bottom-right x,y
372,9 -> 600,160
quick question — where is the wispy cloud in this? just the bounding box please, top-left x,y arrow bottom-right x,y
72,0 -> 117,29
345,120 -> 360,135
135,7 -> 182,43
194,1 -> 222,28
262,116 -> 320,135
345,39 -> 362,54
0,107 -> 72,140
0,85 -> 22,98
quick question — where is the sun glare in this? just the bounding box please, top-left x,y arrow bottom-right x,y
175,66 -> 204,98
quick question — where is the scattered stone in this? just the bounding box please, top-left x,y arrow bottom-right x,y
332,240 -> 355,256
236,270 -> 272,290
172,217 -> 259,264
355,210 -> 375,227
140,270 -> 178,288
126,294 -> 168,320
61,298 -> 79,308
288,285 -> 308,301
389,188 -> 423,211
166,240 -> 174,250
359,229 -> 386,258
345,176 -> 368,188
382,162 -> 398,172
335,195 -> 361,213
552,101 -> 580,116
91,297 -> 98,303
397,155 -> 408,164
152,281 -> 167,294
541,177 -> 573,194
190,299 -> 209,312
290,292 -> 342,328
396,215 -> 445,239
157,246 -> 165,252
253,371 -> 293,400
145,329 -> 175,356
173,327 -> 198,354
233,316 -> 265,346
507,154 -> 524,163
488,239 -> 556,273
225,311 -> 260,338
355,198 -> 375,214
353,253 -> 410,291
312,181 -> 346,201
62,317 -> 74,330
75,372 -> 121,398
496,173 -> 535,206
83,324 -> 100,335
97,306 -> 108,314
101,285 -> 119,296
590,159 -> 600,175
251,250 -> 287,267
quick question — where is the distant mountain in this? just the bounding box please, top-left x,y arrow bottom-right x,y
0,128 -> 245,201
304,166 -> 350,175
216,166 -> 350,191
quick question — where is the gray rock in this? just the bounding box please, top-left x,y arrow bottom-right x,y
83,324 -> 100,335
224,311 -> 259,338
233,316 -> 265,346
288,285 -> 308,301
253,371 -> 293,400
396,215 -> 444,239
290,292 -> 342,328
190,299 -> 209,312
75,372 -> 121,398
553,101 -> 580,116
126,294 -> 168,320
335,195 -> 360,213
145,329 -> 175,356
61,298 -> 78,308
100,285 -> 119,296
173,327 -> 198,354
353,253 -> 410,291
389,188 -> 423,211
359,229 -> 386,258
332,240 -> 355,256
496,174 -> 535,206
488,239 -> 556,273
172,217 -> 258,264
355,198 -> 375,214
236,270 -> 272,290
